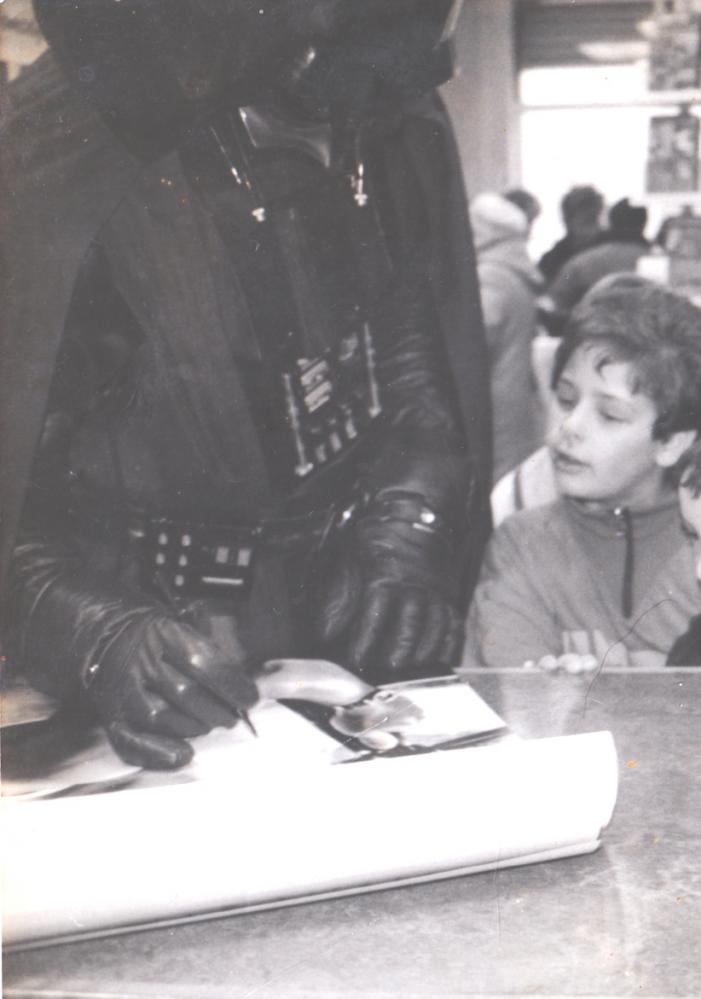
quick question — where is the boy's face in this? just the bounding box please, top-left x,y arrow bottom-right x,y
548,345 -> 667,508
679,483 -> 701,581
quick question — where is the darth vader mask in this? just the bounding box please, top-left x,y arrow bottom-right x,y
34,0 -> 463,159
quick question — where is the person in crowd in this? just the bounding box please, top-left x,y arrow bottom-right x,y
471,192 -> 543,483
1,0 -> 492,769
503,188 -> 541,236
548,198 -> 650,313
655,204 -> 696,252
539,185 -> 605,285
460,277 -> 701,671
667,440 -> 701,665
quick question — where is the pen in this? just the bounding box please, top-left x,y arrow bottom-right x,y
239,709 -> 258,738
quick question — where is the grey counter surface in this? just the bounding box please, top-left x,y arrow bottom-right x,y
4,669 -> 700,999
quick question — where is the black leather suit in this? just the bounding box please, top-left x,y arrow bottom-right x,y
1,4 -> 491,767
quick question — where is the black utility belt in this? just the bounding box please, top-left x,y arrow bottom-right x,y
127,508 -> 340,601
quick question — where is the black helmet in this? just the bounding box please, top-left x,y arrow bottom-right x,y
34,0 -> 463,159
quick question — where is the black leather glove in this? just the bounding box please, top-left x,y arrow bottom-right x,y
313,431 -> 473,683
7,535 -> 258,769
86,612 -> 258,769
315,493 -> 461,681
667,615 -> 701,666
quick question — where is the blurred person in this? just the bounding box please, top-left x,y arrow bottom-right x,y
655,204 -> 695,252
549,199 -> 650,314
667,441 -> 701,665
503,188 -> 541,236
539,185 -> 605,285
471,193 -> 543,484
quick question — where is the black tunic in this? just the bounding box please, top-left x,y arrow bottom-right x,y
1,52 -> 492,666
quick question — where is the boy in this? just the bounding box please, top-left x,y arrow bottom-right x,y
461,278 -> 701,671
667,441 -> 701,665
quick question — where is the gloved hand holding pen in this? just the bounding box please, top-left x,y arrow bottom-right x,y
6,532 -> 259,771
87,613 -> 259,769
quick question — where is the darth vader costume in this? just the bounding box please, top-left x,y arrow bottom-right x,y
0,0 -> 491,768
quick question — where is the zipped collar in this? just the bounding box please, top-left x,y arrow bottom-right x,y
565,495 -> 678,619
612,506 -> 634,618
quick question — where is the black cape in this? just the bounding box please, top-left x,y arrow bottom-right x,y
0,52 -> 492,588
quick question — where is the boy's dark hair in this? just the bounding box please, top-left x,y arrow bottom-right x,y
551,275 -> 701,441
